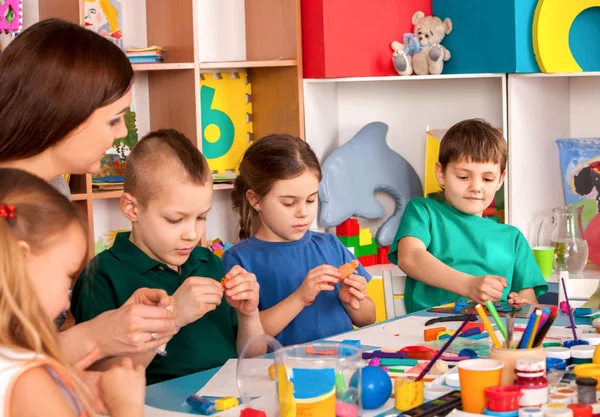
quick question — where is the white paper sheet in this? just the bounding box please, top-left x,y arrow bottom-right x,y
197,358 -> 275,398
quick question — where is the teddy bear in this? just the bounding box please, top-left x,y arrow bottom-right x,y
391,11 -> 452,76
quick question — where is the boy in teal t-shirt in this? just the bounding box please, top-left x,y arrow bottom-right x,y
389,119 -> 548,313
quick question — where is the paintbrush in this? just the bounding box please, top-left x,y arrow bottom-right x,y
506,306 -> 517,349
415,314 -> 474,382
561,275 -> 577,341
532,306 -> 558,347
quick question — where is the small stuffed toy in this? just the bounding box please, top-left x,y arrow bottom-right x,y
391,11 -> 452,76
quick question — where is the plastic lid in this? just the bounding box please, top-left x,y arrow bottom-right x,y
576,378 -> 598,387
484,409 -> 519,417
581,334 -> 600,346
544,342 -> 564,348
516,358 -> 546,372
557,389 -> 577,397
546,347 -> 572,360
567,404 -> 593,417
543,407 -> 574,417
520,408 -> 544,417
550,395 -> 573,405
571,345 -> 595,359
547,358 -> 567,371
445,368 -> 460,388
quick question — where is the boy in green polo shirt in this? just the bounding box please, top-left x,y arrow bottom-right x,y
389,119 -> 548,314
71,129 -> 265,385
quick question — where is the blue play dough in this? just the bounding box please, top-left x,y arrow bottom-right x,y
290,368 -> 335,399
459,348 -> 478,359
319,122 -> 423,247
350,366 -> 392,410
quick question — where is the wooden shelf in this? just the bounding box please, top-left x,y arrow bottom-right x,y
92,190 -> 123,200
133,63 -> 195,72
199,59 -> 297,70
304,73 -> 506,83
71,193 -> 88,201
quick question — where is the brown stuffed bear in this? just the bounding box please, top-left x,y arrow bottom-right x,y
391,11 -> 452,76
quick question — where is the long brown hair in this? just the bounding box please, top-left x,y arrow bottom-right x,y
0,168 -> 93,414
232,134 -> 322,239
0,18 -> 134,162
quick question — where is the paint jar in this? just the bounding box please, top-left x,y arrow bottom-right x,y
489,345 -> 546,386
576,378 -> 598,404
572,346 -> 595,365
550,395 -> 573,406
484,410 -> 518,417
545,342 -> 565,348
548,358 -> 567,371
568,404 -> 593,417
520,408 -> 544,417
555,388 -> 578,404
543,407 -> 574,417
546,347 -> 572,365
485,386 -> 521,412
395,377 -> 424,411
514,358 -> 548,407
581,334 -> 600,347
565,340 -> 590,349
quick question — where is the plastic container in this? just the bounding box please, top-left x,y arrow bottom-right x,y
556,388 -> 578,404
548,358 -> 567,371
550,395 -> 574,406
546,347 -> 572,363
520,408 -> 544,417
572,346 -> 595,365
545,342 -> 565,348
568,404 -> 593,417
565,340 -> 590,349
485,386 -> 521,412
484,410 -> 519,417
543,407 -> 574,417
514,359 -> 548,407
237,336 -> 364,417
576,378 -> 597,404
581,334 -> 600,347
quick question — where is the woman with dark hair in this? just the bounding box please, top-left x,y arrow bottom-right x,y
0,19 -> 178,370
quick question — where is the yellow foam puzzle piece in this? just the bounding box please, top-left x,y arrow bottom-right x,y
359,228 -> 372,246
424,133 -> 442,197
200,72 -> 253,173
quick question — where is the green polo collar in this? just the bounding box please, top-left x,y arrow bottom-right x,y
109,232 -> 211,275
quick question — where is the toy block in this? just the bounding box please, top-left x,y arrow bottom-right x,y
358,254 -> 377,267
214,249 -> 224,258
336,218 -> 359,236
337,235 -> 360,248
302,0 -> 432,78
424,327 -> 446,341
354,238 -> 378,258
433,0 -> 541,73
359,227 -> 372,246
377,247 -> 391,265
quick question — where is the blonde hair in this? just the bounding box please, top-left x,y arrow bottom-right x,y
0,168 -> 95,415
86,0 -> 120,33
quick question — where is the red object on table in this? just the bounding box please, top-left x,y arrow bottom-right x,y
485,386 -> 521,412
301,0 -> 432,78
336,218 -> 359,236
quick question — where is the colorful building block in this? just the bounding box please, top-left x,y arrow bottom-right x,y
358,254 -> 377,267
354,238 -> 378,258
336,218 -> 359,236
302,0 -> 431,78
241,409 -> 267,417
338,234 -> 360,248
377,247 -> 391,265
359,227 -> 372,246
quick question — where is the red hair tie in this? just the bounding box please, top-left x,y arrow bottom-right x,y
0,203 -> 16,220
